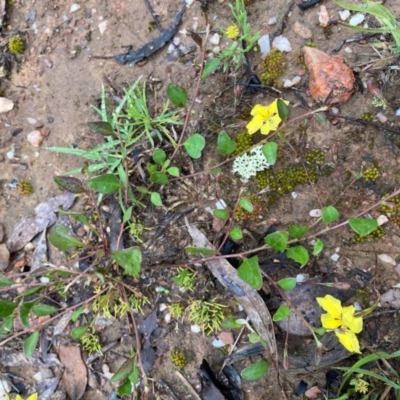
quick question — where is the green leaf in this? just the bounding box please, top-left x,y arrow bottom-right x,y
31,303 -> 59,317
183,134 -> 205,159
24,331 -> 39,357
20,302 -> 35,328
150,172 -> 169,185
322,206 -> 339,223
0,316 -> 14,335
0,275 -> 14,287
54,176 -> 85,193
150,192 -> 162,206
277,277 -> 296,291
262,142 -> 278,165
313,239 -> 324,255
202,58 -> 220,79
167,167 -> 180,177
314,111 -> 327,125
248,332 -> 261,344
237,256 -> 262,290
241,360 -> 270,381
221,317 -> 242,330
88,121 -> 115,135
286,245 -> 309,268
230,227 -> 243,241
288,224 -> 309,239
71,325 -> 89,339
349,218 -> 378,237
314,327 -> 326,336
118,379 -> 133,396
152,148 -> 167,165
166,83 -> 188,108
273,305 -> 291,321
239,197 -> 253,212
264,231 -> 288,252
217,131 -> 236,155
111,359 -> 136,382
277,99 -> 290,121
49,225 -> 83,251
213,209 -> 229,220
87,174 -> 121,194
111,247 -> 142,278
71,306 -> 84,322
185,247 -> 217,256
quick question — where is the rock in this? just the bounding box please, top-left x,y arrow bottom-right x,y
318,5 -> 329,27
272,35 -> 292,52
339,9 -> 350,21
378,254 -> 396,266
27,130 -> 44,147
70,3 -> 81,12
0,223 -> 3,242
258,34 -> 270,56
303,46 -> 355,103
209,33 -> 220,45
0,98 -> 14,113
98,20 -> 107,35
0,243 -> 10,270
349,13 -> 365,26
380,288 -> 400,309
293,21 -> 313,39
283,76 -> 301,87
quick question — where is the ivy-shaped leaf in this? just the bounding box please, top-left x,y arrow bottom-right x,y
264,231 -> 288,252
286,245 -> 309,268
183,134 -> 205,159
288,224 -> 309,239
111,247 -> 142,278
349,218 -> 378,237
237,256 -> 262,290
322,206 -> 339,223
277,277 -> 296,291
217,131 -> 236,155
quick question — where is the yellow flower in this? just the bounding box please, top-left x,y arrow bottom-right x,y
16,394 -> 38,400
317,294 -> 363,353
246,99 -> 289,136
226,25 -> 239,39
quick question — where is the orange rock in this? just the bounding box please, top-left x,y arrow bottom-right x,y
303,46 -> 355,104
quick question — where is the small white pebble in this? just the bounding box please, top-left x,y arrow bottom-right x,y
353,301 -> 362,311
291,192 -> 298,199
349,13 -> 365,26
215,199 -> 227,209
40,276 -> 50,284
339,9 -> 350,21
98,20 -> 107,35
296,273 -> 308,283
283,76 -> 301,87
34,151 -> 40,158
378,254 -> 396,265
27,117 -> 37,124
185,0 -> 195,6
268,16 -> 277,25
237,304 -> 243,311
377,215 -> 389,226
309,209 -> 322,217
209,33 -> 221,45
344,47 -> 352,53
335,247 -> 340,253
331,253 -> 340,262
164,313 -> 171,324
70,3 -> 81,13
192,21 -> 198,31
212,339 -> 226,348
272,35 -> 292,52
376,112 -> 388,123
212,46 -> 221,54
191,325 -> 201,333
258,34 -> 270,56
179,29 -> 188,35
159,303 -> 168,312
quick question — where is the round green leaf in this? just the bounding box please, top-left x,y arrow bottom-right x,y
322,206 -> 339,224
286,245 -> 309,268
288,224 -> 309,239
230,227 -> 243,241
217,131 -> 236,155
241,360 -> 270,381
150,192 -> 162,206
237,256 -> 262,290
213,209 -> 229,220
166,83 -> 188,108
273,305 -> 291,321
202,58 -> 220,79
152,148 -> 167,165
49,225 -> 83,251
71,325 -> 89,339
239,197 -> 253,212
313,239 -> 324,255
264,231 -> 288,252
262,142 -> 278,165
349,218 -> 378,237
277,277 -> 296,291
24,331 -> 39,357
87,174 -> 121,194
183,134 -> 205,159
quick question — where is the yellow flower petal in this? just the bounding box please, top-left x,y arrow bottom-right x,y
321,313 -> 341,330
246,114 -> 265,135
260,113 -> 282,135
250,104 -> 271,118
316,295 -> 342,319
335,329 -> 361,353
342,306 -> 363,333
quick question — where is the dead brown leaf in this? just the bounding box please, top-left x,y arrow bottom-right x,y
58,345 -> 87,400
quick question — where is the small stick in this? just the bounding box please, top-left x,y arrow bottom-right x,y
174,371 -> 201,400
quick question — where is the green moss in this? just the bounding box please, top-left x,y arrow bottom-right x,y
17,179 -> 34,196
260,49 -> 286,85
361,112 -> 374,122
8,36 -> 25,54
233,131 -> 253,155
352,226 -> 385,243
171,348 -> 187,368
305,149 -> 325,165
234,194 -> 265,221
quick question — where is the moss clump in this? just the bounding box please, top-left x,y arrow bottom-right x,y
363,167 -> 380,182
8,36 -> 25,54
352,226 -> 385,243
17,179 -> 34,195
234,193 -> 265,221
260,48 -> 286,85
297,42 -> 317,68
380,195 -> 400,214
233,131 -> 253,155
305,149 -> 325,165
171,349 -> 187,368
361,112 -> 374,122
